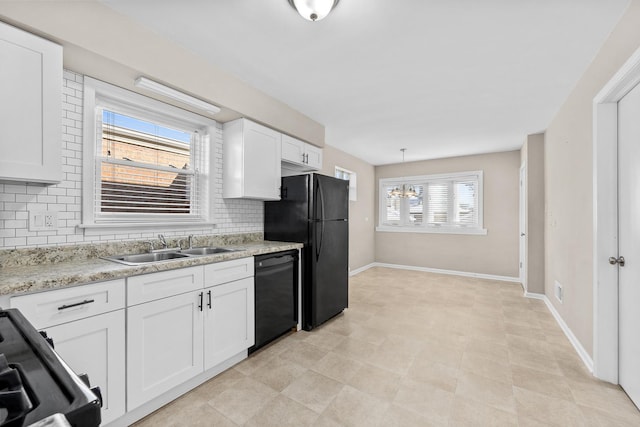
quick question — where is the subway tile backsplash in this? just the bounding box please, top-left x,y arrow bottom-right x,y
0,70 -> 263,249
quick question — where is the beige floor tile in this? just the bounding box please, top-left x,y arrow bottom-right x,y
312,351 -> 363,383
460,352 -> 512,385
279,340 -> 330,369
250,355 -> 308,391
303,328 -> 348,350
322,385 -> 390,427
567,378 -> 640,421
133,402 -> 237,427
511,364 -> 574,402
513,386 -> 587,427
207,377 -> 278,424
508,346 -> 563,376
331,336 -> 380,362
379,404 -> 439,427
282,370 -> 345,413
406,358 -> 459,392
245,394 -> 319,427
455,371 -> 516,414
448,396 -> 519,427
128,268 -> 640,427
393,378 -> 455,426
313,415 -> 344,427
346,363 -> 402,401
579,404 -> 640,427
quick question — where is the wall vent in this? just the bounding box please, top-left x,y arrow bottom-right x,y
554,280 -> 563,303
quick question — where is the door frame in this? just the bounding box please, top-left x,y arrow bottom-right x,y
593,46 -> 640,383
519,164 -> 527,293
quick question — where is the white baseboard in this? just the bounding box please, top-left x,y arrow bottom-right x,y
370,262 -> 521,283
525,292 -> 594,373
349,263 -> 376,276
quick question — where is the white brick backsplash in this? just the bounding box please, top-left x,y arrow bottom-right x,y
0,69 -> 264,249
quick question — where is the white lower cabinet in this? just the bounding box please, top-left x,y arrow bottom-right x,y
126,292 -> 204,410
126,257 -> 255,411
46,310 -> 126,425
204,277 -> 254,370
10,279 -> 126,426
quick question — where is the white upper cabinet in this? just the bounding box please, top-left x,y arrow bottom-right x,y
0,21 -> 62,184
281,134 -> 322,171
223,118 -> 281,200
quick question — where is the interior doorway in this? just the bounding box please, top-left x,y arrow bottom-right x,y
616,80 -> 640,408
519,165 -> 527,292
593,46 -> 640,396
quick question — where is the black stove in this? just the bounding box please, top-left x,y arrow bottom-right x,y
0,309 -> 101,427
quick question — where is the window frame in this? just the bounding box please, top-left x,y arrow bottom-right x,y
81,77 -> 217,233
335,166 -> 357,201
376,170 -> 487,235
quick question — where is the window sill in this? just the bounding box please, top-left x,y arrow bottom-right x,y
375,225 -> 488,235
79,221 -> 216,236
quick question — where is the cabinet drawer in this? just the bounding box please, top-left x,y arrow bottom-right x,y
10,279 -> 125,329
204,257 -> 254,286
128,266 -> 204,306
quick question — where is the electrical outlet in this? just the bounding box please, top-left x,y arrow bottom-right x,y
29,211 -> 58,231
554,280 -> 563,303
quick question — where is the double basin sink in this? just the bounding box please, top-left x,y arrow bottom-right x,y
104,247 -> 237,266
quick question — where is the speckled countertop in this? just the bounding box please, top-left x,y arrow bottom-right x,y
0,235 -> 302,297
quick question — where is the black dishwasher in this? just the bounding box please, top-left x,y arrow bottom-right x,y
250,250 -> 299,353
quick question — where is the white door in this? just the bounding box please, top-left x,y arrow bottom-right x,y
46,310 -> 126,425
519,165 -> 527,292
127,292 -> 204,410
204,277 -> 255,370
617,80 -> 640,408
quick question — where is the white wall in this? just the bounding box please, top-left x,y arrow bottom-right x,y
0,70 -> 263,249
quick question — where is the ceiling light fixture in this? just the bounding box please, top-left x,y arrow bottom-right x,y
389,149 -> 418,198
287,0 -> 340,22
134,77 -> 221,115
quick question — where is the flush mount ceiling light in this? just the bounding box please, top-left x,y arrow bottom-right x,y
287,0 -> 340,22
134,77 -> 221,115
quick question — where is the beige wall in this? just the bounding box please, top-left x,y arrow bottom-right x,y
375,151 -> 520,277
0,2 -> 325,146
321,146 -> 376,272
545,0 -> 640,356
521,134 -> 545,294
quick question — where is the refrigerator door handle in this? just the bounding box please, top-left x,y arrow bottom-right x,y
316,181 -> 325,261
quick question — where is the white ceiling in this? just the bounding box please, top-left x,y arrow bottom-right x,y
101,0 -> 629,165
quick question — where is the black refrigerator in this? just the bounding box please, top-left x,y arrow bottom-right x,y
264,173 -> 349,331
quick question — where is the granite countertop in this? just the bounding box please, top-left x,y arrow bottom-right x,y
0,240 -> 302,297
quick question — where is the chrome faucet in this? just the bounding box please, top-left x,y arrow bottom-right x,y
144,241 -> 155,252
188,234 -> 194,249
158,234 -> 168,249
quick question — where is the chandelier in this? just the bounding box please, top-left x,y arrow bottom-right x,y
389,149 -> 418,198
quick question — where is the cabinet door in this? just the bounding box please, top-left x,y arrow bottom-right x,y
305,144 -> 323,170
281,134 -> 305,165
243,120 -> 281,200
0,21 -> 62,184
45,311 -> 126,425
127,292 -> 204,410
204,277 -> 255,370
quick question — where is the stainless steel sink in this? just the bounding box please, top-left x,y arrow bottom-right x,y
104,252 -> 190,266
178,247 -> 236,256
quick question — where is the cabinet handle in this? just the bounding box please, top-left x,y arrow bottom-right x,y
58,299 -> 95,311
198,292 -> 203,311
207,290 -> 212,309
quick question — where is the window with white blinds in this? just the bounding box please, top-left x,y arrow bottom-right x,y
378,171 -> 486,234
81,78 -> 215,230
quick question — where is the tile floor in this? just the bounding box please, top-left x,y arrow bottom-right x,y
133,267 -> 640,426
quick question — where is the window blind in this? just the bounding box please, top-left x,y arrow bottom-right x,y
94,108 -> 207,222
